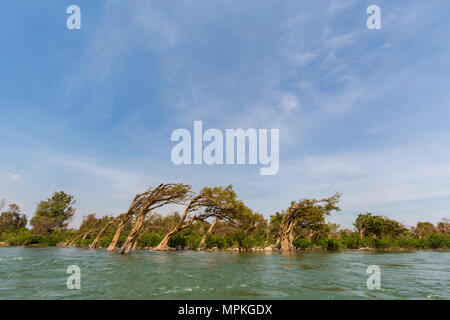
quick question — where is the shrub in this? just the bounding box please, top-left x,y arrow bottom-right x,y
138,233 -> 162,247
324,238 -> 340,251
168,234 -> 187,248
427,234 -> 450,248
293,238 -> 311,249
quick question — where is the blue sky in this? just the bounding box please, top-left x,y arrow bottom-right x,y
1,0 -> 450,228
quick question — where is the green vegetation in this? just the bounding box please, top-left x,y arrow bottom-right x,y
0,188 -> 449,251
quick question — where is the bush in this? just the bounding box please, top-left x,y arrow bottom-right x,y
205,235 -> 226,249
98,235 -> 114,248
340,235 -> 359,249
323,238 -> 340,251
185,233 -> 202,248
138,233 -> 163,247
168,234 -> 187,248
427,234 -> 450,248
293,238 -> 311,249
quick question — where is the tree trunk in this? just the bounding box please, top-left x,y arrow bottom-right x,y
155,200 -> 196,250
274,237 -> 280,248
121,214 -> 145,254
264,226 -> 271,246
68,232 -> 89,247
199,219 -> 218,248
279,223 -> 295,252
90,221 -> 113,249
156,229 -> 176,249
307,230 -> 316,241
81,232 -> 89,242
132,229 -> 147,250
108,218 -> 126,251
132,238 -> 139,250
280,233 -> 294,251
359,228 -> 365,238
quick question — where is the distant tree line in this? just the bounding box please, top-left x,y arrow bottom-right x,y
0,186 -> 449,251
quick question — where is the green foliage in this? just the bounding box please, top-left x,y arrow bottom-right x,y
293,238 -> 311,249
0,204 -> 28,231
31,191 -> 75,234
354,213 -> 407,239
98,235 -> 114,248
2,187 -> 449,252
0,228 -> 63,246
168,233 -> 187,248
316,238 -> 340,251
205,235 -> 226,248
427,234 -> 450,248
339,234 -> 359,249
138,233 -> 163,247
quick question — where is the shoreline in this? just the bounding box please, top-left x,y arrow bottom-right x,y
1,243 -> 449,253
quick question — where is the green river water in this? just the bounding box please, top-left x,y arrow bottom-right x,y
0,247 -> 448,299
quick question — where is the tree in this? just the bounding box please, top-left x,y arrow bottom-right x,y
120,183 -> 192,254
413,222 -> 436,238
89,215 -> 116,249
437,218 -> 450,234
156,185 -> 245,250
0,204 -> 27,231
198,218 -> 219,248
62,213 -> 116,248
107,184 -> 189,252
269,212 -> 283,245
277,193 -> 341,251
31,191 -> 75,234
354,213 -> 407,238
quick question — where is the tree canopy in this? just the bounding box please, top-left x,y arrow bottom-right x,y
30,191 -> 75,234
0,204 -> 27,231
354,213 -> 407,239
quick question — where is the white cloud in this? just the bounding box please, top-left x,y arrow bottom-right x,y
7,173 -> 20,181
327,32 -> 357,48
328,0 -> 358,13
292,53 -> 316,67
279,93 -> 301,111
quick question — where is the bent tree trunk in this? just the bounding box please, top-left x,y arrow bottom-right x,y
156,229 -> 177,250
199,219 -> 219,248
132,231 -> 144,250
274,237 -> 280,248
307,230 -> 316,242
69,231 -> 90,247
121,214 -> 146,254
90,221 -> 113,249
155,198 -> 198,250
108,218 -> 127,251
156,217 -> 196,250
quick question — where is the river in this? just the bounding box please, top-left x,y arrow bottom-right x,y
0,247 -> 448,299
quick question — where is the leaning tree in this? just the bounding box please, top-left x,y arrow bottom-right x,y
155,185 -> 244,250
277,193 -> 341,252
107,184 -> 188,252
89,218 -> 115,249
120,183 -> 192,254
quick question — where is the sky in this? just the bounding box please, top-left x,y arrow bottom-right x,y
1,0 -> 450,229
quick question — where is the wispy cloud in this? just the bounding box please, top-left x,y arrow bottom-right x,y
7,173 -> 20,181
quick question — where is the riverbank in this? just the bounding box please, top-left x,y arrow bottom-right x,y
1,243 -> 449,253
1,228 -> 449,251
